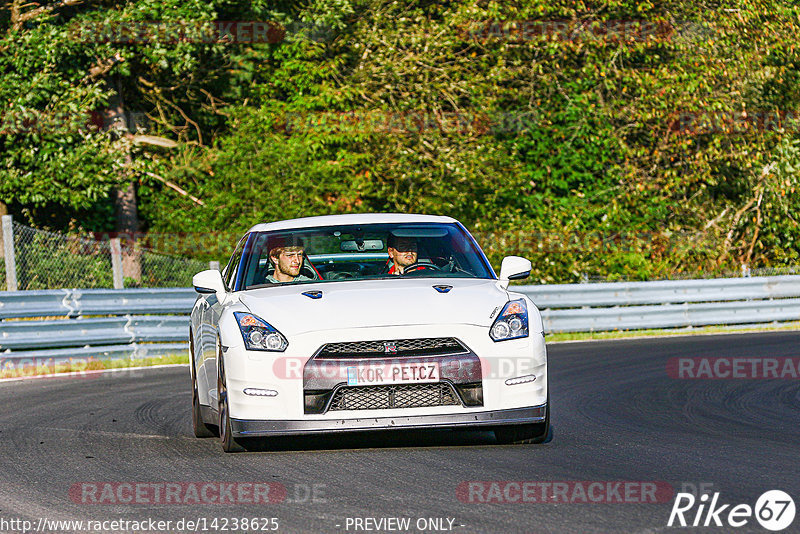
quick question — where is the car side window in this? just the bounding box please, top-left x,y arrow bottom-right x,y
242,233 -> 271,287
223,234 -> 249,290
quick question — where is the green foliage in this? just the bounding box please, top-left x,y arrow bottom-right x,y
2,0 -> 800,281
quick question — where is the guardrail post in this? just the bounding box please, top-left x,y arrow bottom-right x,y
110,238 -> 124,289
2,215 -> 17,291
209,260 -> 220,271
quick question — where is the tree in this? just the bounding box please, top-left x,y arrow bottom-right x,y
3,0 -> 800,282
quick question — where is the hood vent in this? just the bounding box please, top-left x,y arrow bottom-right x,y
433,285 -> 453,293
301,290 -> 323,299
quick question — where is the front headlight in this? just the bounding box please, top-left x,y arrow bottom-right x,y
490,299 -> 529,342
234,312 -> 288,352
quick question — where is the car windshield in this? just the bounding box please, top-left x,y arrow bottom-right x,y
239,222 -> 494,289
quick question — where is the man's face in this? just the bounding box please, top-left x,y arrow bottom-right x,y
388,238 -> 418,273
271,247 -> 304,280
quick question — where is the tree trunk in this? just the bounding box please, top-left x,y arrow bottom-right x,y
109,80 -> 142,284
114,180 -> 142,283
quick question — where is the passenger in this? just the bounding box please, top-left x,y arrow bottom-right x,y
267,244 -> 313,283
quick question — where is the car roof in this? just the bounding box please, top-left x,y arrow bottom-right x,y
247,213 -> 459,233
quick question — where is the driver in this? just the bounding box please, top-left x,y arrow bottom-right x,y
386,235 -> 418,275
267,244 -> 313,283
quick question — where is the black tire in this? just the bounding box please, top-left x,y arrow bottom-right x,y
217,355 -> 246,453
494,397 -> 551,445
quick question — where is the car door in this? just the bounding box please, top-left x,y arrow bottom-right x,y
191,296 -> 210,406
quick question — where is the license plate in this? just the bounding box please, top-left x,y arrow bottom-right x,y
346,362 -> 440,386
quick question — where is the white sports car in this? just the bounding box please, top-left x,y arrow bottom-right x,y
190,213 -> 549,452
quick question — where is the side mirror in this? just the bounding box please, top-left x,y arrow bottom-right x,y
193,269 -> 226,296
498,256 -> 531,289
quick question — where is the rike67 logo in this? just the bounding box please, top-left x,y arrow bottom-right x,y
668,490 -> 795,531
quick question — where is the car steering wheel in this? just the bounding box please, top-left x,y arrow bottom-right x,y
401,262 -> 443,275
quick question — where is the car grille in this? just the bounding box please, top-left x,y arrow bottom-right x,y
316,337 -> 466,359
327,383 -> 460,411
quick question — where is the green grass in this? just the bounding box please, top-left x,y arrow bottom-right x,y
99,352 -> 189,369
546,322 -> 800,343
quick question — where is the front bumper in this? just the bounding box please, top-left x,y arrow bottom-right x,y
230,404 -> 546,437
222,324 -> 548,421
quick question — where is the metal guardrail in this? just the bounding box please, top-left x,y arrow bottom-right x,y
516,275 -> 800,308
0,288 -> 196,361
0,288 -> 196,319
0,316 -> 188,350
538,298 -> 800,333
1,275 -> 799,362
515,275 -> 800,333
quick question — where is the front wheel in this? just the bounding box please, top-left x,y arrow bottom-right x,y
494,398 -> 551,445
217,355 -> 246,453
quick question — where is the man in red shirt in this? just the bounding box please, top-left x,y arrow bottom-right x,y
386,235 -> 418,275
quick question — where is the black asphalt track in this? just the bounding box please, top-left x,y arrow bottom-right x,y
0,331 -> 797,533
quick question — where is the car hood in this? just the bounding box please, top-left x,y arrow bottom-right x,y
236,278 -> 509,336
